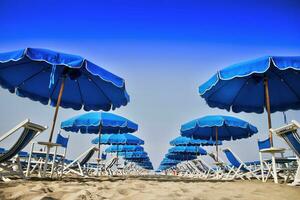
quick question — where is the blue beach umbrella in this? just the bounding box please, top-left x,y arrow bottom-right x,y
180,115 -> 258,161
61,112 -> 138,134
170,136 -> 222,146
126,156 -> 150,163
161,158 -> 181,165
0,48 -> 129,142
61,112 -> 138,159
105,145 -> 144,153
122,151 -> 148,159
168,146 -> 207,155
165,153 -> 197,161
199,56 -> 300,145
91,133 -> 144,145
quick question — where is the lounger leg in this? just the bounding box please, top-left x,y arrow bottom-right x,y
26,142 -> 35,177
50,146 -> 58,178
289,159 -> 300,186
259,153 -> 265,182
42,146 -> 51,178
271,153 -> 278,183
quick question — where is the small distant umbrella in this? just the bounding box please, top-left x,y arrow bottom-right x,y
0,48 -> 130,143
61,112 -> 138,159
199,56 -> 300,146
92,133 -> 144,160
105,145 -> 144,153
170,136 -> 221,146
168,146 -> 207,155
122,151 -> 148,159
181,115 -> 258,161
91,133 -> 144,145
160,158 -> 181,165
165,153 -> 197,161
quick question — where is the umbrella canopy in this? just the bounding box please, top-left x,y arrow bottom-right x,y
199,56 -> 300,145
105,145 -> 144,153
199,56 -> 300,113
126,157 -> 150,162
0,48 -> 130,142
158,165 -> 174,171
61,112 -> 138,134
168,146 -> 207,155
161,158 -> 181,165
122,151 -> 148,159
170,136 -> 222,146
181,115 -> 258,141
0,48 -> 129,110
165,153 -> 197,161
181,115 -> 257,161
91,133 -> 144,145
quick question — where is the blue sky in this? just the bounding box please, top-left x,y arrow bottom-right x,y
1,0 -> 300,167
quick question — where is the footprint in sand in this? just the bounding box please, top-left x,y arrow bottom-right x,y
40,197 -> 57,200
117,188 -> 130,195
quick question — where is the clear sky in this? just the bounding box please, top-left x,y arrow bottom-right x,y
1,0 -> 300,168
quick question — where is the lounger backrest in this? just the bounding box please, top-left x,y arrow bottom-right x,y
282,131 -> 300,158
223,149 -> 248,171
79,148 -> 96,166
56,133 -> 69,148
106,157 -> 117,170
257,138 -> 271,151
0,128 -> 37,163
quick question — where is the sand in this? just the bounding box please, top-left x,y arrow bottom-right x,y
0,175 -> 299,200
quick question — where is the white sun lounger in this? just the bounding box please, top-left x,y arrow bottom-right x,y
271,120 -> 300,186
0,119 -> 47,181
63,146 -> 99,177
223,148 -> 260,180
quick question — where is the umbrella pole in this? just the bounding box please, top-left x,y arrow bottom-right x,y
116,145 -> 119,166
49,77 -> 66,143
97,125 -> 102,176
264,77 -> 273,147
98,125 -> 102,159
215,127 -> 218,162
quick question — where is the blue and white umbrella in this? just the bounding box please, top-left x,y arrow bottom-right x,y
168,146 -> 207,155
165,153 -> 197,161
199,56 -> 300,145
91,133 -> 144,145
105,145 -> 144,153
0,48 -> 129,142
170,136 -> 221,146
181,115 -> 258,161
61,112 -> 138,134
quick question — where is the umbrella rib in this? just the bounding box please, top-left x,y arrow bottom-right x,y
84,72 -> 112,106
223,125 -> 232,141
230,76 -> 253,109
16,66 -> 48,88
76,79 -> 84,106
205,79 -> 233,104
270,70 -> 300,102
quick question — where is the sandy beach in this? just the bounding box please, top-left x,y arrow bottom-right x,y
0,176 -> 299,200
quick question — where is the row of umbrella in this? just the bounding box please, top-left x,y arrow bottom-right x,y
159,56 -> 300,172
60,111 -> 153,171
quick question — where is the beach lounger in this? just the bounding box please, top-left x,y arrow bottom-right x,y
257,137 -> 292,183
271,120 -> 300,186
0,119 -> 47,181
105,157 -> 118,176
26,132 -> 69,178
208,152 -> 231,179
63,146 -> 99,177
222,148 -> 260,180
190,159 -> 216,179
